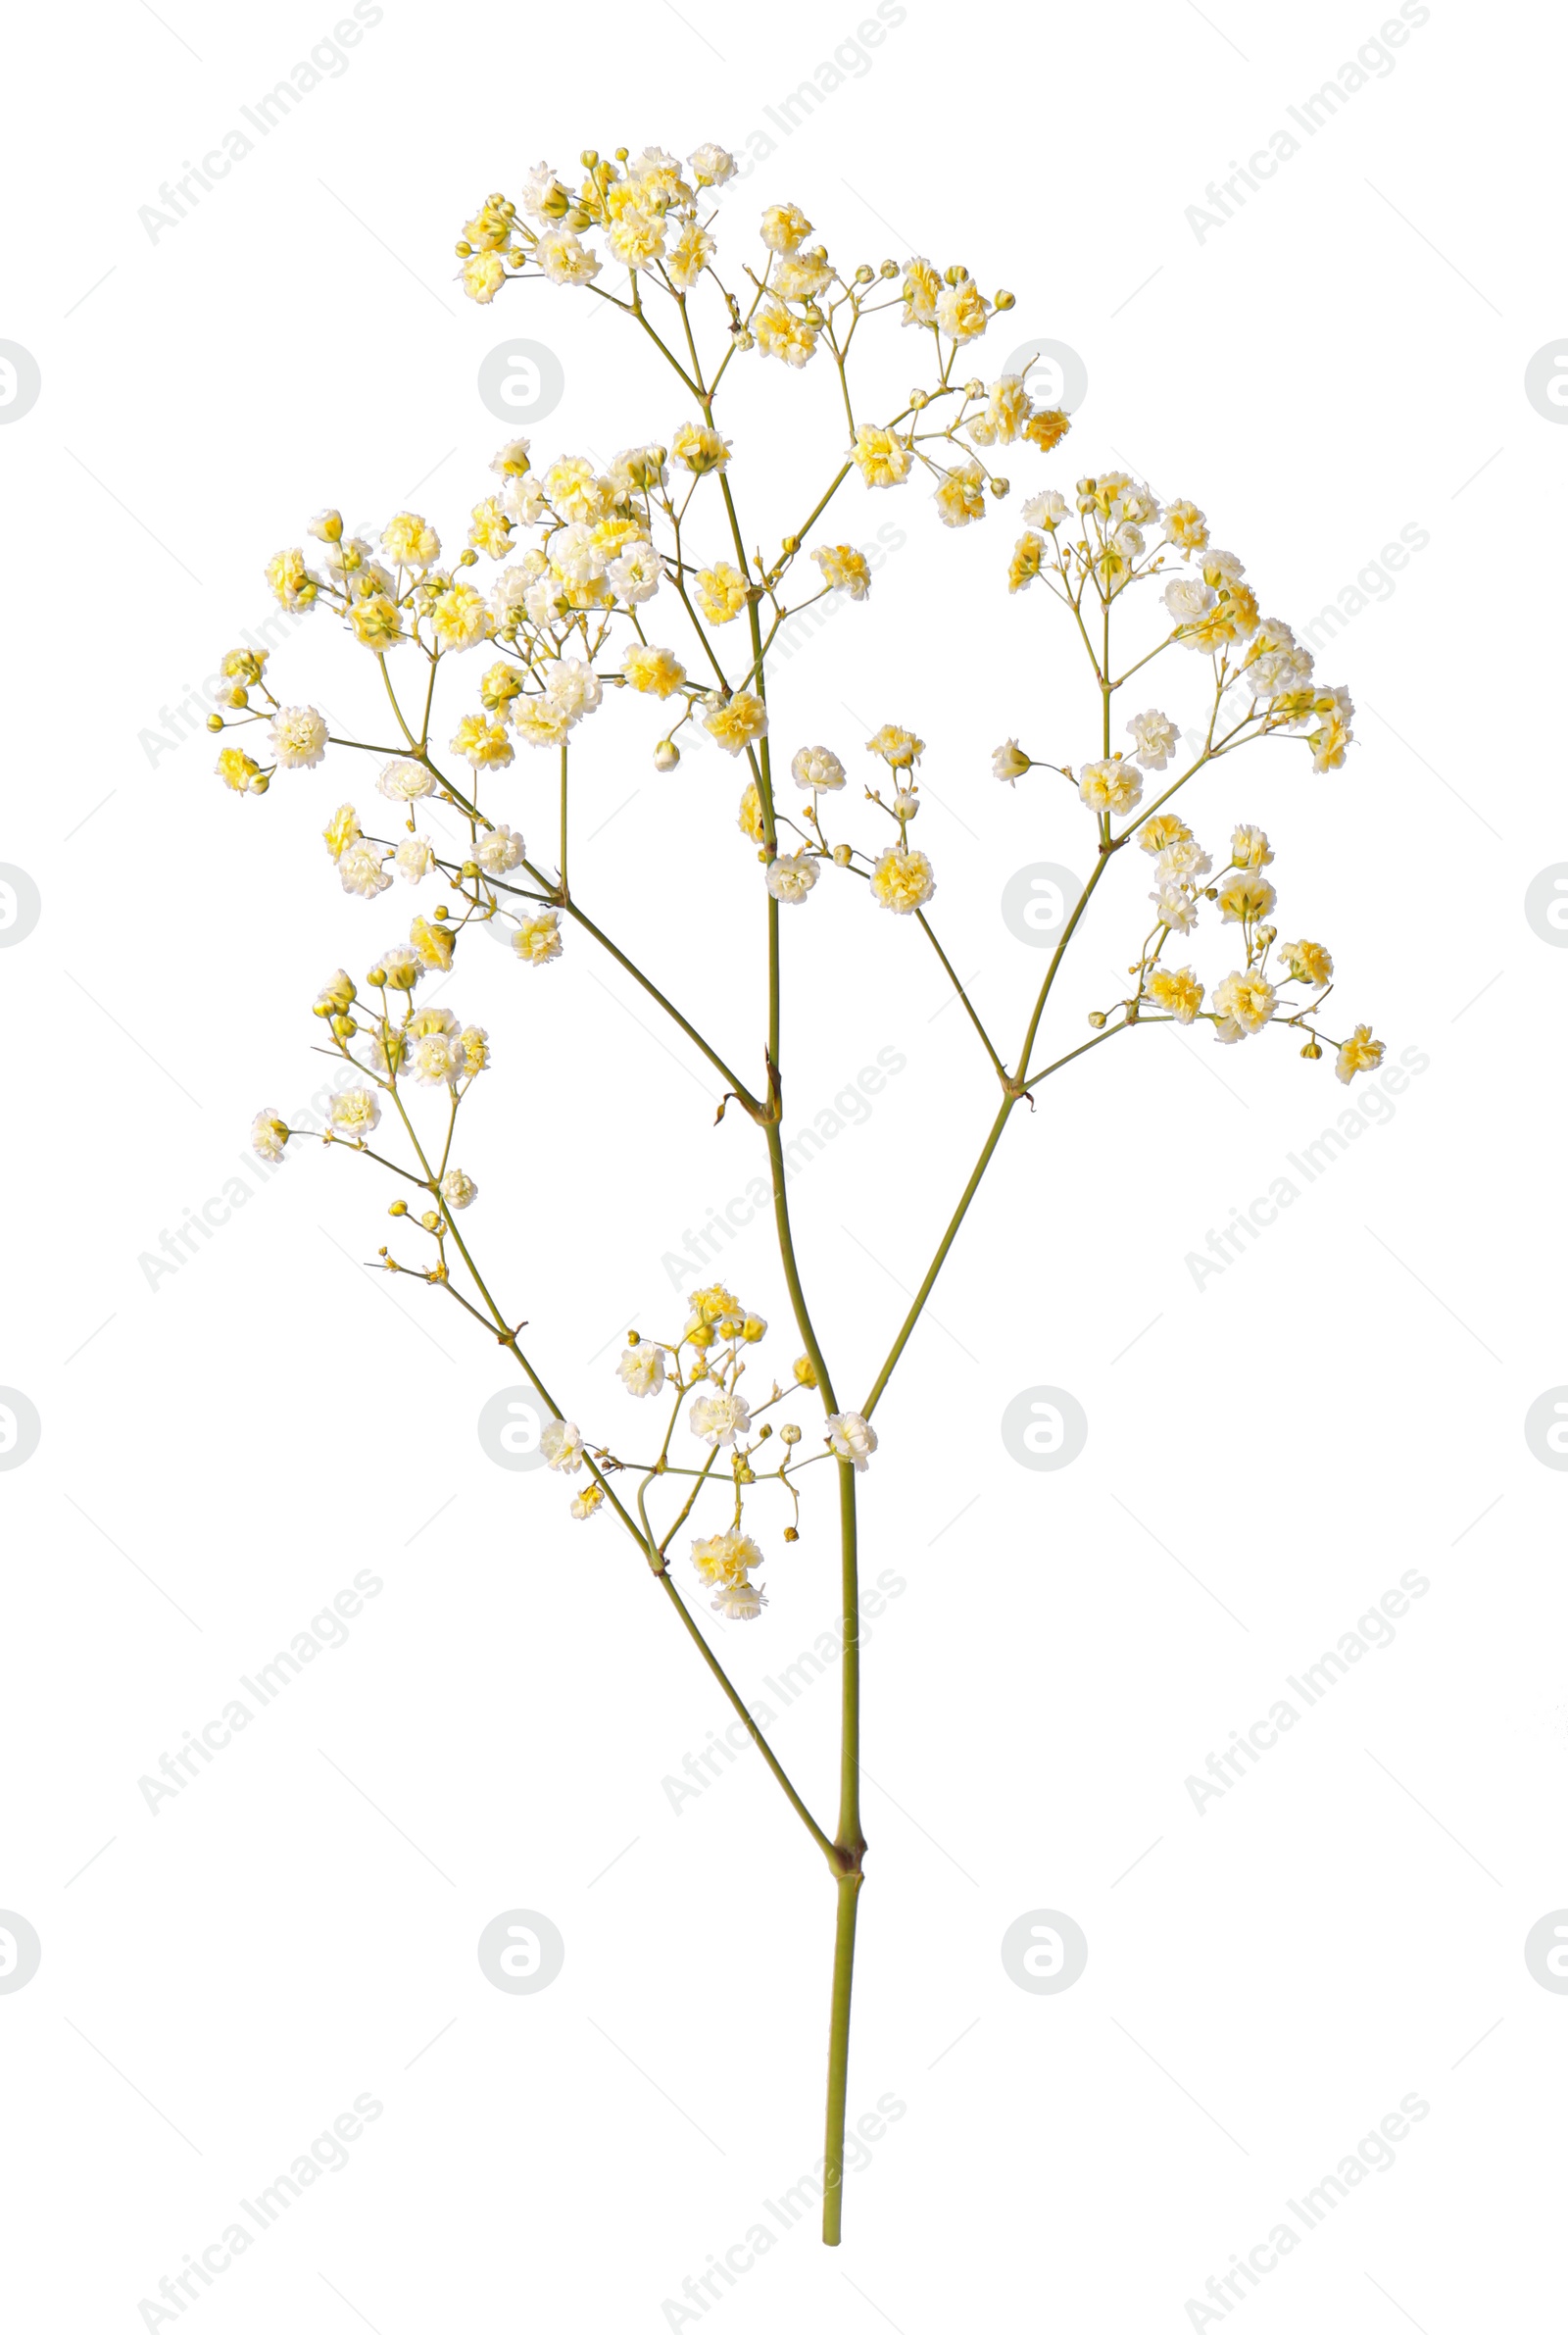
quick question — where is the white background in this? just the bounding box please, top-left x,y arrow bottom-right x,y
3,2 -> 1564,2328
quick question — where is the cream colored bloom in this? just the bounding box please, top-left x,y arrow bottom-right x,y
540,1419 -> 584,1472
476,824 -> 525,875
322,804 -> 361,862
543,657 -> 602,719
825,1411 -> 878,1470
462,251 -> 507,303
269,705 -> 328,770
217,748 -> 263,793
328,1087 -> 381,1142
993,739 -> 1030,785
1164,577 -> 1215,624
512,701 -> 572,750
767,853 -> 819,905
865,724 -> 923,770
1230,823 -> 1274,868
408,1026 -> 465,1085
705,691 -> 768,755
756,302 -> 818,367
1162,500 -> 1209,554
672,422 -> 731,474
266,547 -> 319,611
691,1528 -> 761,1588
869,847 -> 934,915
382,513 -> 440,569
393,837 -> 434,884
348,594 -> 405,652
1336,1023 -> 1384,1083
410,916 -> 453,972
689,142 -> 735,186
537,228 -> 601,285
1078,758 -> 1143,816
376,758 -> 433,802
695,562 -> 750,624
934,462 -> 987,528
251,1109 -> 289,1163
738,781 -> 766,843
622,644 -> 686,698
427,580 -> 492,655
665,222 -> 716,290
900,257 -> 942,325
451,715 -> 515,769
459,1024 -> 490,1076
570,1484 -> 605,1521
711,1579 -> 767,1620
935,280 -> 990,341
338,840 -> 392,898
375,945 -> 422,991
811,544 -> 870,599
791,745 -> 845,791
852,423 -> 911,489
760,201 -> 811,253
440,1168 -> 478,1211
1216,870 -> 1277,924
1148,967 -> 1204,1023
690,1391 -> 752,1447
608,545 -> 662,604
1212,969 -> 1276,1038
967,375 -> 1032,447
1139,815 -> 1192,855
1126,710 -> 1178,770
513,912 -> 563,967
617,1344 -> 667,1398
1280,938 -> 1334,987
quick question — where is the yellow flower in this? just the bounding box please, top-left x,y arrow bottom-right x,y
672,422 -> 731,474
1007,533 -> 1044,592
1279,938 -> 1333,987
382,513 -> 441,568
900,257 -> 942,326
1139,815 -> 1192,855
622,645 -> 687,697
479,660 -> 523,711
1148,967 -> 1204,1023
322,804 -> 362,862
936,279 -> 990,341
933,462 -> 986,528
1215,870 -> 1277,924
1023,407 -> 1071,451
265,548 -> 318,612
217,748 -> 263,794
811,544 -> 870,599
760,202 -> 811,253
869,847 -> 935,915
705,691 -> 769,755
852,423 -> 910,489
462,251 -> 507,303
756,302 -> 818,368
410,915 -> 453,972
1213,969 -> 1276,1036
468,498 -> 514,560
865,724 -> 923,770
1336,1024 -> 1384,1083
694,562 -> 751,624
513,912 -> 563,966
450,714 -> 514,769
348,594 -> 404,651
738,780 -> 767,843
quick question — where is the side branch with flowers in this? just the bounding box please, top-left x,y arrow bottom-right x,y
212,139 -> 1382,2245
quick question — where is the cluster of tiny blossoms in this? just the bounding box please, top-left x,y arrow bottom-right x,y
528,1284 -> 877,1618
218,139 -> 1382,1640
990,473 -> 1383,1083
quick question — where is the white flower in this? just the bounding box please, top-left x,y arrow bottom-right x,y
767,853 -> 819,905
476,823 -> 525,875
1155,838 -> 1212,882
394,836 -> 434,883
1212,969 -> 1276,1039
328,1087 -> 381,1142
791,744 -> 846,791
1126,709 -> 1178,770
825,1411 -> 878,1471
537,228 -> 601,286
440,1168 -> 478,1210
608,545 -> 662,604
1077,758 -> 1143,817
711,1579 -> 767,1620
338,840 -> 392,898
617,1345 -> 667,1398
408,1028 -> 465,1086
689,141 -> 736,186
543,656 -> 602,719
1230,823 -> 1274,869
269,705 -> 328,769
1020,489 -> 1068,530
251,1109 -> 289,1163
540,1419 -> 584,1472
513,912 -> 563,967
376,758 -> 433,802
993,739 -> 1030,785
690,1391 -> 752,1446
1150,881 -> 1200,934
1163,577 -> 1215,623
490,436 -> 531,477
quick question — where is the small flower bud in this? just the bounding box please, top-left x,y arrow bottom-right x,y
654,738 -> 680,772
879,258 -> 899,278
793,1354 -> 818,1389
1301,1040 -> 1323,1060
206,712 -> 224,732
389,1200 -> 407,1216
995,288 -> 1015,310
832,843 -> 853,867
990,476 -> 1010,498
367,966 -> 387,986
455,240 -> 472,257
460,860 -> 480,878
780,1422 -> 802,1446
783,1525 -> 800,1542
626,1328 -> 640,1346
1088,1010 -> 1107,1029
420,1210 -> 442,1231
